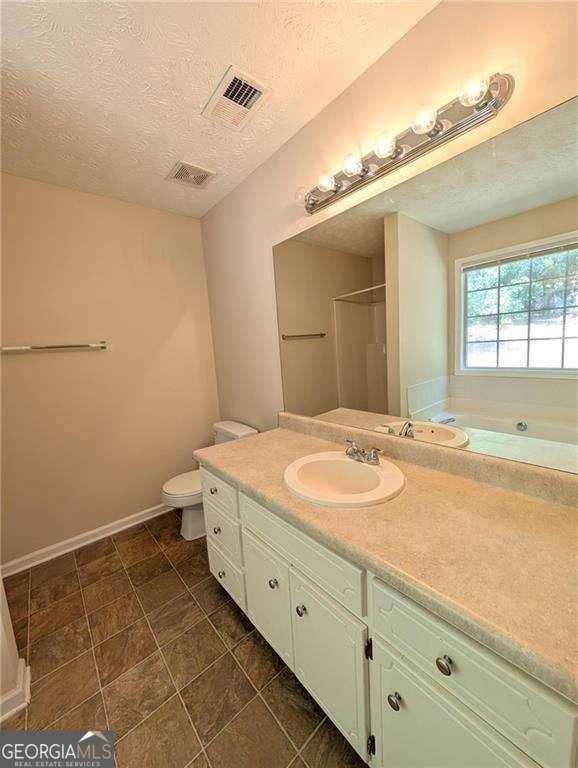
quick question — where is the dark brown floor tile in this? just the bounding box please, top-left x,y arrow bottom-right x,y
88,592 -> 143,644
207,697 -> 295,768
112,523 -> 147,543
173,547 -> 210,588
30,553 -> 76,589
4,570 -> 29,599
28,651 -> 99,729
115,530 -> 160,567
78,551 -> 123,587
146,511 -> 182,549
126,551 -> 172,587
164,536 -> 206,566
13,617 -> 28,651
191,576 -> 229,614
103,651 -> 174,738
302,718 -> 366,768
209,601 -> 254,649
5,589 -> 29,623
181,653 -> 255,744
29,592 -> 85,644
30,616 -> 91,681
115,695 -> 200,768
233,631 -> 284,689
262,668 -> 325,748
75,536 -> 115,567
148,592 -> 203,646
189,755 -> 208,768
52,693 -> 107,730
94,618 -> 156,686
135,569 -> 185,613
161,618 -> 225,689
1,708 -> 26,729
83,572 -> 132,613
30,571 -> 80,613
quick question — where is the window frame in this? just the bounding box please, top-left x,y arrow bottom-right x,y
454,230 -> 578,378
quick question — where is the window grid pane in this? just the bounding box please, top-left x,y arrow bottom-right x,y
463,244 -> 578,370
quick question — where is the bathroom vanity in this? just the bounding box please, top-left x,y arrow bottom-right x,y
195,427 -> 577,768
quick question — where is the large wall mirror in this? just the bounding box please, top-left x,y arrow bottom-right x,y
273,97 -> 578,474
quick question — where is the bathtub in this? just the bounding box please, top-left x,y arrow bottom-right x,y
433,409 -> 577,446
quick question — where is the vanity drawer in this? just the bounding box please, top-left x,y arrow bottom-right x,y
200,467 -> 238,519
204,500 -> 243,567
371,577 -> 577,768
207,540 -> 245,611
240,492 -> 364,617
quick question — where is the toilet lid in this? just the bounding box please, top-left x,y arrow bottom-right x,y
162,470 -> 201,497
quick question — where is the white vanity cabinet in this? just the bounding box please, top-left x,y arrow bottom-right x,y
242,528 -> 293,667
370,638 -> 539,768
200,467 -> 577,768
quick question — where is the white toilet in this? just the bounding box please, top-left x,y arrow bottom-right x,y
161,420 -> 258,540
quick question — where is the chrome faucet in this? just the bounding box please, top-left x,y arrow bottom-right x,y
398,420 -> 414,438
345,440 -> 382,465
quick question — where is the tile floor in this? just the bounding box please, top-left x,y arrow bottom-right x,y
1,510 -> 366,768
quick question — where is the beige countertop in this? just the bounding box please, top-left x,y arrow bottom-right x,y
195,427 -> 578,705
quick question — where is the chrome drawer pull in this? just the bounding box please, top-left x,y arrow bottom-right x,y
435,655 -> 453,676
295,604 -> 307,617
217,570 -> 226,579
213,526 -> 221,535
268,578 -> 279,589
387,692 -> 402,711
209,487 -> 218,495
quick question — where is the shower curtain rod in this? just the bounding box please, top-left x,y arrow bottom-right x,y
332,282 -> 386,301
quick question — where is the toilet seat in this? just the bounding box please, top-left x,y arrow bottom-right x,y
161,470 -> 202,508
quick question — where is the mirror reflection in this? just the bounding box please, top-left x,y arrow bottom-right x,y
274,98 -> 578,473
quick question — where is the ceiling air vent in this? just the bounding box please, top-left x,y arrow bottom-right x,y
166,161 -> 215,188
202,66 -> 267,129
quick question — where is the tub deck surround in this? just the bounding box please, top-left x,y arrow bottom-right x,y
194,427 -> 578,705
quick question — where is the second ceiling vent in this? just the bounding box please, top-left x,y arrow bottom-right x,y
202,66 -> 267,129
166,161 -> 215,188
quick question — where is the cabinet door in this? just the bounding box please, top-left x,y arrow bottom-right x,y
290,568 -> 369,759
371,638 -> 539,768
242,530 -> 293,667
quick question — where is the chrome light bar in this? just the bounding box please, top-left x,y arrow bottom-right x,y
304,73 -> 514,214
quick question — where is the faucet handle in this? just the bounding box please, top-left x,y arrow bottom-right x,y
345,439 -> 360,456
365,447 -> 382,464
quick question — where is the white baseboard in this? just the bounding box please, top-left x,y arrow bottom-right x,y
1,503 -> 172,577
0,658 -> 30,722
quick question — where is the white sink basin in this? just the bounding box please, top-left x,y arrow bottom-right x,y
376,420 -> 469,448
284,451 -> 405,508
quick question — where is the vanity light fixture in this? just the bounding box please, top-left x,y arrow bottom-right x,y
303,72 -> 514,214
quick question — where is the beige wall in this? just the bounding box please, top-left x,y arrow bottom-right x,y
1,175 -> 219,562
274,239 -> 372,416
201,2 -> 577,431
385,213 -> 448,416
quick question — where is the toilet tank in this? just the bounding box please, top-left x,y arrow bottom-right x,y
213,420 -> 258,444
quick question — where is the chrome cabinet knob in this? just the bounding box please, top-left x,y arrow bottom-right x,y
217,570 -> 226,580
268,578 -> 279,589
295,604 -> 307,617
209,487 -> 218,495
213,526 -> 221,535
387,692 -> 402,711
435,655 -> 453,676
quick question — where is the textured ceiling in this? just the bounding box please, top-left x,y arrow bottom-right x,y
297,98 -> 578,256
1,1 -> 437,217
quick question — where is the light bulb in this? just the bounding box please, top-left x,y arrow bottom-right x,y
317,174 -> 337,193
458,75 -> 490,107
411,108 -> 438,136
374,134 -> 397,159
343,153 -> 363,177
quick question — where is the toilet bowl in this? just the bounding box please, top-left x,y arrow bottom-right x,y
161,420 -> 257,540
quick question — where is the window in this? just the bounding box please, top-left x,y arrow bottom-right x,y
461,243 -> 578,371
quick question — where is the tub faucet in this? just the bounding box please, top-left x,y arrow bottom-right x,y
399,420 -> 414,438
437,416 -> 456,425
